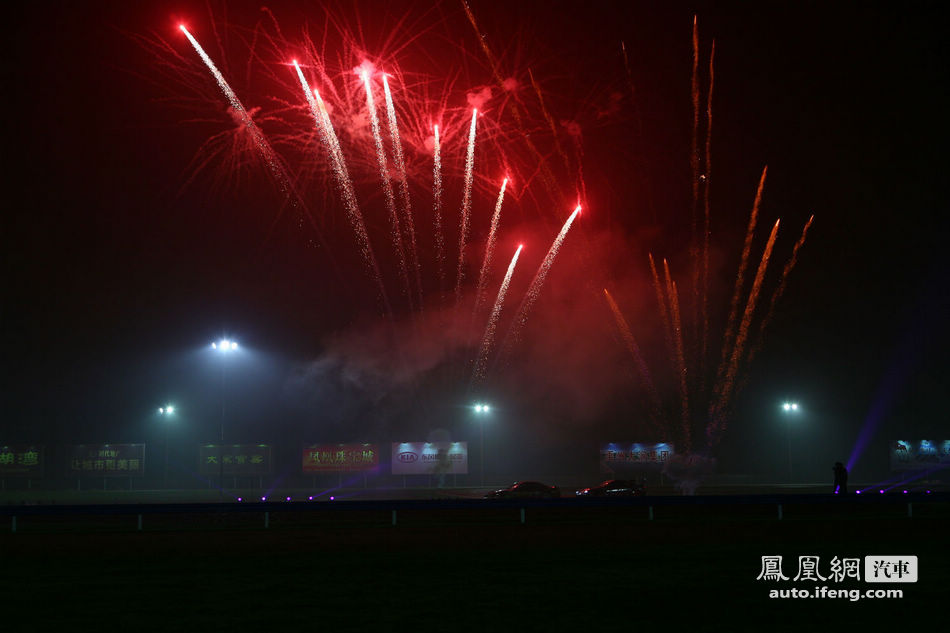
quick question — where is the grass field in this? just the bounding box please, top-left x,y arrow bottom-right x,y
2,497 -> 947,631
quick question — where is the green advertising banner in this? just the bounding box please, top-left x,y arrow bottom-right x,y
0,445 -> 44,477
69,444 -> 146,477
199,445 -> 272,476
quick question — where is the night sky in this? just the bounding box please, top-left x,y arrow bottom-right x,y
4,0 -> 948,483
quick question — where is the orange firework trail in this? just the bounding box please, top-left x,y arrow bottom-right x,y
648,253 -> 674,355
690,15 -> 701,238
719,166 -> 767,379
688,15 -> 701,339
455,108 -> 478,306
362,71 -> 413,310
474,178 -> 508,315
665,266 -> 691,453
701,40 -> 715,388
292,62 -> 390,317
603,288 -> 661,426
711,218 -> 780,442
501,205 -> 582,356
473,244 -> 523,383
746,215 -> 814,367
382,75 -> 424,307
432,125 -> 446,299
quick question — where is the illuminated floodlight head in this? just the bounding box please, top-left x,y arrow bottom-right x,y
214,338 -> 238,352
791,403 -> 799,411
158,407 -> 164,414
166,405 -> 174,414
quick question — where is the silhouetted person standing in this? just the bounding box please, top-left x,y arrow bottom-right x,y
833,462 -> 848,495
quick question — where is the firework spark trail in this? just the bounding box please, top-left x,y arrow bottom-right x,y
529,69 -> 570,175
362,72 -> 414,310
383,75 -> 424,308
500,205 -> 582,357
474,178 -> 509,315
603,288 -> 662,426
745,215 -> 814,367
181,26 -> 296,207
455,108 -> 478,306
664,263 -> 691,454
689,15 -> 701,346
711,218 -> 780,443
719,166 -> 767,380
701,39 -> 715,395
648,253 -> 675,355
432,125 -> 446,299
462,1 -> 564,212
691,16 -> 701,227
473,244 -> 523,383
292,62 -> 391,318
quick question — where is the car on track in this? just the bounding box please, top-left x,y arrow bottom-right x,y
484,481 -> 561,499
575,479 -> 646,497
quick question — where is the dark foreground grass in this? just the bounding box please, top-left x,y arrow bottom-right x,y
2,511 -> 947,632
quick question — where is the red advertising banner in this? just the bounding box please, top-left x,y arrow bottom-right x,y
302,444 -> 379,472
199,445 -> 272,476
0,445 -> 44,477
69,444 -> 146,477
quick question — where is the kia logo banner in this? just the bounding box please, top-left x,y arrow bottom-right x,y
391,442 -> 468,475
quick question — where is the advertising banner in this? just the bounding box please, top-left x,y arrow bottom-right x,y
600,442 -> 674,473
890,440 -> 950,471
199,444 -> 273,476
302,444 -> 379,473
391,442 -> 468,475
69,444 -> 146,477
0,445 -> 44,477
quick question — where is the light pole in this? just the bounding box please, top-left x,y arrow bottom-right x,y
781,401 -> 800,483
157,405 -> 176,486
473,403 -> 491,487
212,339 -> 238,495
